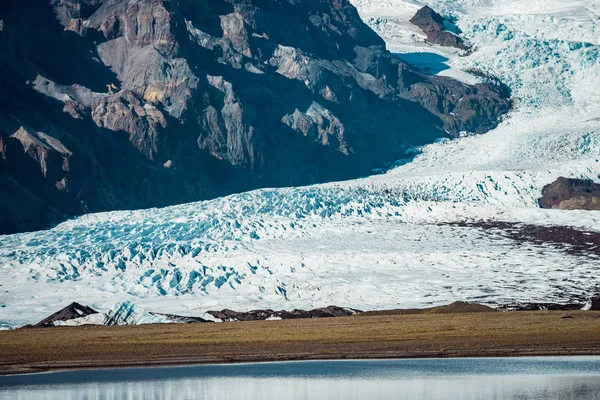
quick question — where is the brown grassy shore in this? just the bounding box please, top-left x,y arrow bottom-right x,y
1,311 -> 599,375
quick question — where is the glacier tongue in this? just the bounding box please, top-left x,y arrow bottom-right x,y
1,0 -> 600,326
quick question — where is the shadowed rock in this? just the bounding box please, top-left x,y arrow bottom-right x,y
149,312 -> 210,324
34,302 -> 98,327
502,303 -> 585,312
0,0 -> 510,234
207,306 -> 361,321
585,295 -> 600,311
539,177 -> 600,210
32,301 -> 210,327
410,6 -> 469,50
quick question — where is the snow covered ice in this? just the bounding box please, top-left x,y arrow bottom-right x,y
1,0 -> 600,326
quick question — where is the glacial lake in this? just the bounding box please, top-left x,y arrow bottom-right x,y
1,357 -> 600,400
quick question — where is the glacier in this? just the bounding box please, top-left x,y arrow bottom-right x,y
0,0 -> 599,326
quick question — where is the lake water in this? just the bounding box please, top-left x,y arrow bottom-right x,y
1,357 -> 599,399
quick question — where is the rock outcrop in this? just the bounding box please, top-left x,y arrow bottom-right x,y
539,177 -> 600,210
584,295 -> 600,311
0,0 -> 510,234
503,303 -> 585,311
149,312 -> 209,324
410,6 -> 469,50
206,306 -> 361,321
34,302 -> 98,327
31,301 -> 209,327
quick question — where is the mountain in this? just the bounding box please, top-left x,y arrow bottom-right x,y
0,0 -> 598,328
0,0 -> 510,234
33,302 -> 98,327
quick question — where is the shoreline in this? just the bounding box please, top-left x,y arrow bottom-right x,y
1,310 -> 599,376
4,350 -> 600,377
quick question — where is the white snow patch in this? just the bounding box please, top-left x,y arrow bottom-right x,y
265,316 -> 283,321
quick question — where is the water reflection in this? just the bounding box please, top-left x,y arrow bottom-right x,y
1,357 -> 600,400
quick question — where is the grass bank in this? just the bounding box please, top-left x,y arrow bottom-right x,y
1,311 -> 599,375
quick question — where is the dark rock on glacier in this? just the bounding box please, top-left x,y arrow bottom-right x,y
584,295 -> 600,311
410,6 -> 469,50
0,0 -> 510,234
149,312 -> 210,324
539,177 -> 600,210
34,302 -> 98,327
501,303 -> 585,312
207,306 -> 361,321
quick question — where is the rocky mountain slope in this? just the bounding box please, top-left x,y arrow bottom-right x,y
0,0 -> 510,234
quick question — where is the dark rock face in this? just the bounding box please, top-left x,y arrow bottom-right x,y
410,6 -> 469,50
34,302 -> 98,327
587,295 -> 600,311
539,177 -> 600,210
149,312 -> 210,324
502,303 -> 585,312
0,0 -> 511,234
207,306 -> 361,321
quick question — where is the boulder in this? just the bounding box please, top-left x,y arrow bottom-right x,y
584,295 -> 600,311
34,302 -> 98,327
539,177 -> 600,210
410,6 -> 469,50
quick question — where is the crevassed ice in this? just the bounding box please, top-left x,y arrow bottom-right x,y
1,0 -> 600,326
